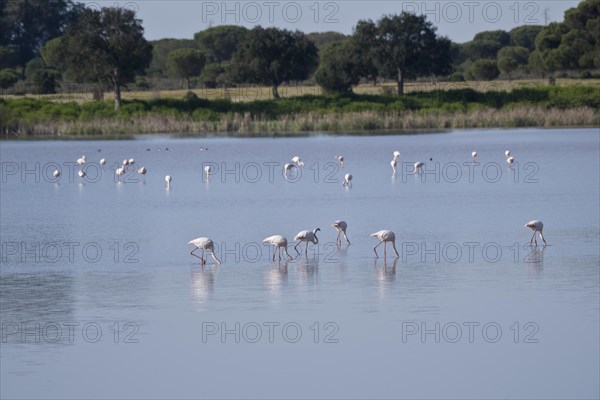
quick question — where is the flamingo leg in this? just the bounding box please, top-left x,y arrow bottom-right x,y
284,247 -> 293,260
294,242 -> 301,255
392,240 -> 399,257
384,242 -> 387,259
374,241 -> 383,257
201,249 -> 206,265
305,242 -> 308,256
343,231 -> 350,245
530,230 -> 536,244
336,231 -> 341,244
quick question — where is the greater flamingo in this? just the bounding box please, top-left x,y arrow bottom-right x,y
343,173 -> 353,187
371,230 -> 399,258
189,237 -> 221,265
336,155 -> 344,168
332,220 -> 350,244
291,156 -> 304,167
525,220 -> 547,245
472,151 -> 477,161
263,235 -> 293,261
137,167 -> 146,182
294,228 -> 320,256
413,162 -> 424,174
165,175 -> 172,188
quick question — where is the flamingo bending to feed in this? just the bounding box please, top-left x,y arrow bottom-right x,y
189,237 -> 221,265
371,230 -> 399,258
77,155 -> 86,165
263,235 -> 293,261
336,155 -> 344,168
291,156 -> 304,167
332,220 -> 350,244
343,173 -> 353,187
99,158 -> 106,165
525,220 -> 547,245
413,162 -> 424,174
137,167 -> 146,182
507,156 -> 514,165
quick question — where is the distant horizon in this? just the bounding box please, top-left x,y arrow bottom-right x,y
92,0 -> 580,44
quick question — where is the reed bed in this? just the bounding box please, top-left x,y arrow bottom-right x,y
5,106 -> 597,139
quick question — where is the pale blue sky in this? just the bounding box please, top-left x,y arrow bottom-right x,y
83,1 -> 579,43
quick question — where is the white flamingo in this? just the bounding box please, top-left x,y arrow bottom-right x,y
78,169 -> 86,182
99,158 -> 106,166
128,158 -> 135,166
371,230 -> 399,258
505,150 -> 511,158
413,162 -> 424,174
77,155 -> 86,165
263,235 -> 293,261
291,156 -> 304,168
525,220 -> 547,245
283,163 -> 295,177
332,220 -> 350,244
507,156 -> 515,165
137,167 -> 146,182
391,158 -> 398,175
204,165 -> 213,180
472,151 -> 477,161
336,155 -> 344,168
115,166 -> 125,182
165,175 -> 172,189
293,228 -> 320,256
343,173 -> 353,187
393,151 -> 400,159
53,170 -> 60,178
188,237 -> 221,265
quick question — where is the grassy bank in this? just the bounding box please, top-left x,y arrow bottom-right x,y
1,85 -> 599,138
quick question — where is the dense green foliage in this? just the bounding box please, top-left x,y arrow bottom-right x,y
229,27 -> 318,99
2,85 -> 597,133
471,60 -> 501,81
530,0 -> 600,74
0,0 -> 84,68
354,13 -> 451,95
57,7 -> 153,109
315,41 -> 361,94
166,49 -> 206,89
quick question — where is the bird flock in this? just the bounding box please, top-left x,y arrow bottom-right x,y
187,149 -> 546,265
60,148 -> 546,265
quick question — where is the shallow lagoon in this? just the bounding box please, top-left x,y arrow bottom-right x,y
1,128 -> 599,399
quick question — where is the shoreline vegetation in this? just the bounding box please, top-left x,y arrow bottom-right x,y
1,84 -> 599,139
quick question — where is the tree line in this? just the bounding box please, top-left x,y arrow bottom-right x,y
1,0 -> 598,109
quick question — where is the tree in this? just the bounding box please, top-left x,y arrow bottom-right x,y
25,57 -> 60,93
470,59 -> 500,80
358,13 -> 451,95
464,30 -> 511,60
0,0 -> 84,69
147,38 -> 197,77
166,48 -> 206,89
352,20 -> 379,85
531,0 -> 600,76
497,46 -> 529,79
0,68 -> 19,89
315,41 -> 361,94
509,25 -> 544,51
306,31 -> 347,49
58,7 -> 152,109
230,27 -> 318,99
0,46 -> 17,69
194,25 -> 248,64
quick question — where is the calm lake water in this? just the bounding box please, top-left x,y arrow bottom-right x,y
1,128 -> 599,399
